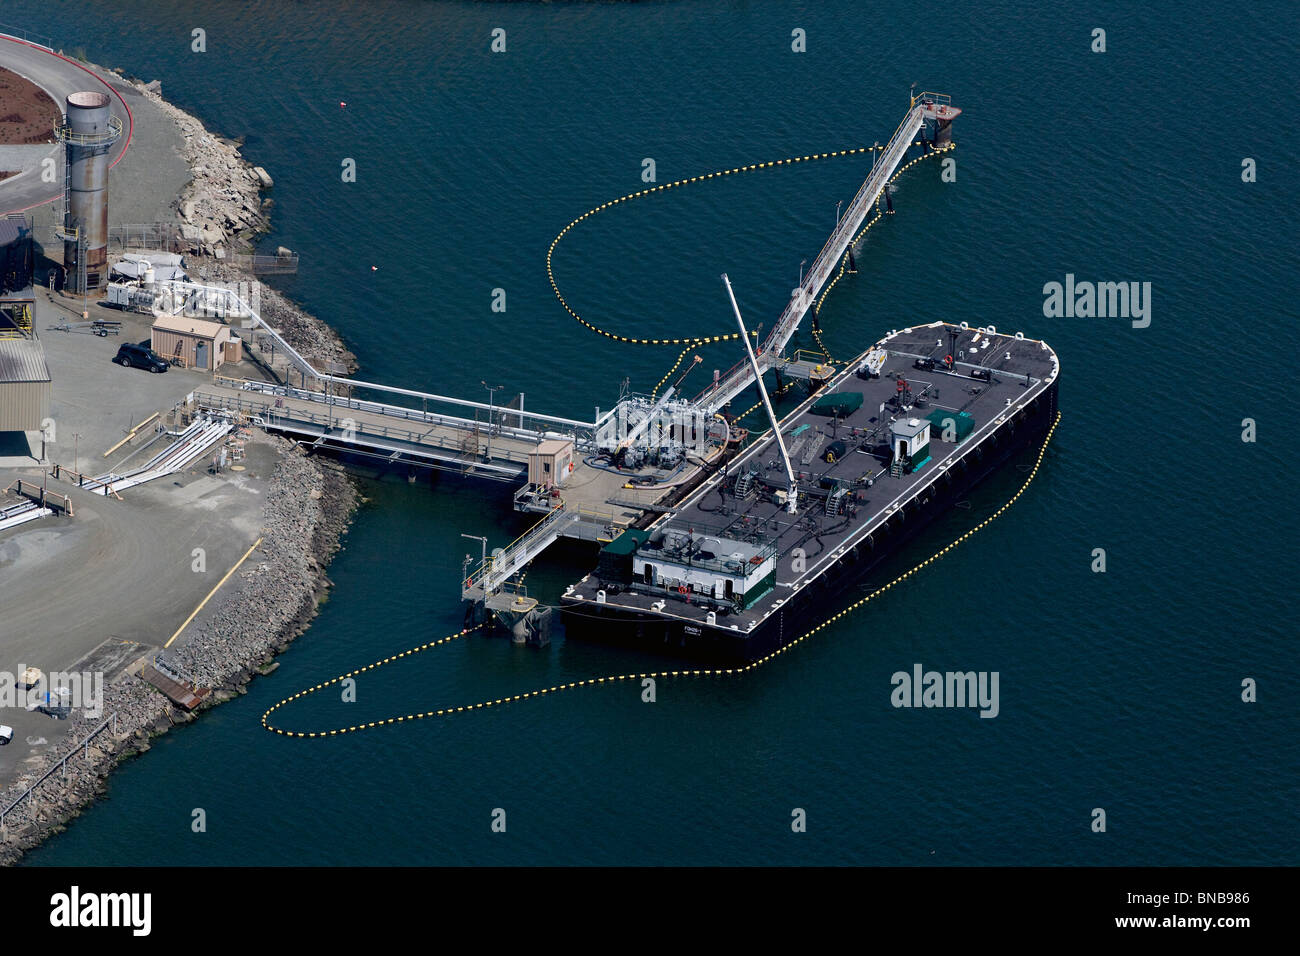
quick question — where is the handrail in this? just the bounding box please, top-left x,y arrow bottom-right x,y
53,115 -> 123,147
202,390 -> 543,463
696,103 -> 929,413
180,284 -> 602,445
0,716 -> 115,826
912,91 -> 952,107
0,24 -> 54,50
790,349 -> 834,365
215,377 -> 576,448
196,390 -> 535,465
466,507 -> 575,592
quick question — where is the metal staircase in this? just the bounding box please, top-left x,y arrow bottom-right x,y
733,469 -> 756,499
461,507 -> 580,601
825,489 -> 846,516
801,432 -> 826,466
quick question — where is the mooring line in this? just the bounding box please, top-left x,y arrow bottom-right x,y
261,411 -> 1059,738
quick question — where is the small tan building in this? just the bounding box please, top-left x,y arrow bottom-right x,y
528,439 -> 574,488
151,314 -> 234,371
0,338 -> 52,433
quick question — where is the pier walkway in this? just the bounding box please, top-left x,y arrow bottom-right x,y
696,97 -> 939,414
196,378 -> 544,481
195,378 -> 683,598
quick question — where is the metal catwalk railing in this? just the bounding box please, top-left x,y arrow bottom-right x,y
697,103 -> 928,415
462,507 -> 580,599
174,282 -> 606,448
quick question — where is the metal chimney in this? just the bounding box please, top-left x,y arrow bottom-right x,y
54,91 -> 122,294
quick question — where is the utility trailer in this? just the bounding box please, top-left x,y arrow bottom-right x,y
48,318 -> 122,337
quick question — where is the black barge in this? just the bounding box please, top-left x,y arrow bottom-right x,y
560,321 -> 1060,663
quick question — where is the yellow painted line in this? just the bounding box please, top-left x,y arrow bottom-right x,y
102,411 -> 160,458
164,536 -> 263,649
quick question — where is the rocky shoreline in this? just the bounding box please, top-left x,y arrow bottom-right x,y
0,444 -> 358,865
117,73 -> 357,376
132,76 -> 270,258
0,74 -> 363,864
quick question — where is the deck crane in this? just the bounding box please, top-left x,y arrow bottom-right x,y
721,273 -> 798,514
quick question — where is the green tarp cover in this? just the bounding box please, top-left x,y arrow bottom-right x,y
602,528 -> 650,556
811,392 -> 864,416
926,409 -> 975,441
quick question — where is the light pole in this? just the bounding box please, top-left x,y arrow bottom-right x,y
72,432 -> 82,477
836,199 -> 843,227
461,533 -> 488,574
80,235 -> 88,321
481,381 -> 502,462
798,258 -> 807,288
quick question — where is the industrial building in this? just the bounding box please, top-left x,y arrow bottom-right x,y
0,337 -> 52,434
527,439 -> 574,488
0,212 -> 47,438
150,314 -> 239,371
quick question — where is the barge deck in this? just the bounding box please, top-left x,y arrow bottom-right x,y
561,321 -> 1060,661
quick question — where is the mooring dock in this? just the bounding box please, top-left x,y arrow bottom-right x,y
182,94 -> 961,620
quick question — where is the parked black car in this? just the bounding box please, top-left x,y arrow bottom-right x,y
114,343 -> 169,373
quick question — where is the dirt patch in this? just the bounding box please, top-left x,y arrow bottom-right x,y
0,67 -> 60,145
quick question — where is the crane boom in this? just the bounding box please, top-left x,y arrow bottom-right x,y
721,274 -> 798,514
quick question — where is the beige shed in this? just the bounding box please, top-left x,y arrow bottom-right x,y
151,314 -> 233,371
528,439 -> 574,488
0,338 -> 52,433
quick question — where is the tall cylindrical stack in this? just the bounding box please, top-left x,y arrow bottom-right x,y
57,91 -> 120,293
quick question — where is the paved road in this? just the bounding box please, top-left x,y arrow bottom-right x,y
0,35 -> 132,215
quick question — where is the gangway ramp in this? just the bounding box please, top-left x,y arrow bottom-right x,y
697,98 -> 940,415
462,507 -> 582,601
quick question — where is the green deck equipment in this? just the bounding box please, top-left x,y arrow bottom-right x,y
810,392 -> 864,417
926,409 -> 975,442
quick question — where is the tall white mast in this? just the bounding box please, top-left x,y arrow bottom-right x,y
721,274 -> 798,514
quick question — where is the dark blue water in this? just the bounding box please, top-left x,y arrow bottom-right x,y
11,0 -> 1298,864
